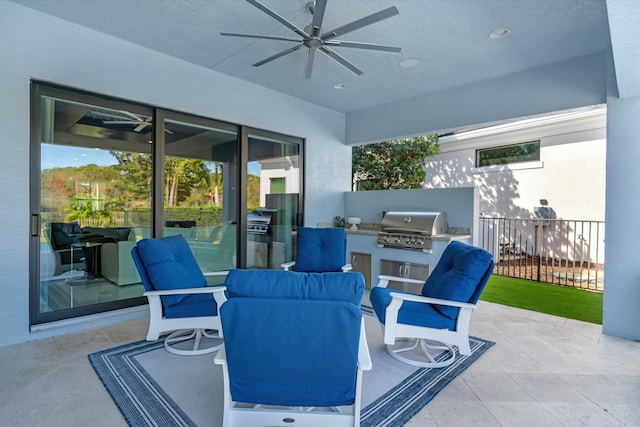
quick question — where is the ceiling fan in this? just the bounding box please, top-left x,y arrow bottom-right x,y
221,0 -> 401,79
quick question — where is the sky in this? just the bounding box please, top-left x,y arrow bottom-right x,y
41,145 -> 118,170
40,144 -> 262,175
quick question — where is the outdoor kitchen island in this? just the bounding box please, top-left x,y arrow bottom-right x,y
341,187 -> 477,291
345,224 -> 470,291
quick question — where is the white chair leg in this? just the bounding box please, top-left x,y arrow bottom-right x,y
386,338 -> 457,368
164,328 -> 222,356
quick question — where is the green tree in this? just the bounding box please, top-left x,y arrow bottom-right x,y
352,135 -> 439,190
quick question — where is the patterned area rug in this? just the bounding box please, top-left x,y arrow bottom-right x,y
89,309 -> 493,427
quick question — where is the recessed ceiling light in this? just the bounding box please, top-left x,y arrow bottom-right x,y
399,58 -> 420,69
333,83 -> 346,90
489,28 -> 511,39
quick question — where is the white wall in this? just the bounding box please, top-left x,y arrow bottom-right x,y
344,188 -> 475,231
604,94 -> 640,340
0,2 -> 349,347
424,111 -> 607,221
346,52 -> 607,145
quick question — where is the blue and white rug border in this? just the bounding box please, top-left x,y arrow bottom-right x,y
89,309 -> 494,427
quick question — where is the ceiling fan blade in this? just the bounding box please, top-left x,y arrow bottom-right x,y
253,44 -> 305,67
134,122 -> 150,132
304,49 -> 317,79
120,110 -> 146,121
319,46 -> 363,76
309,0 -> 328,37
322,6 -> 399,41
325,40 -> 401,53
246,0 -> 309,38
220,32 -> 302,43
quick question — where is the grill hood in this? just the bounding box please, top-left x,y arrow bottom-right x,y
380,211 -> 448,236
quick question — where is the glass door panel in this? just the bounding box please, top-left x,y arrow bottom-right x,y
246,131 -> 302,269
36,95 -> 152,320
163,117 -> 238,274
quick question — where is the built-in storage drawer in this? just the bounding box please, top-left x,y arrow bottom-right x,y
350,252 -> 372,289
380,259 -> 430,294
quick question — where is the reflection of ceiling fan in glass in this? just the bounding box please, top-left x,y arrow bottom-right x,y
103,111 -> 153,132
102,111 -> 173,134
221,0 -> 401,78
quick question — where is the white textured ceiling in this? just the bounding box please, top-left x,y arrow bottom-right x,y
14,0 -> 613,112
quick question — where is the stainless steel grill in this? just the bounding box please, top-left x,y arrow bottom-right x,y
247,209 -> 276,235
377,211 -> 448,252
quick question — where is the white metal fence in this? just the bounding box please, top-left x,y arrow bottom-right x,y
478,216 -> 605,292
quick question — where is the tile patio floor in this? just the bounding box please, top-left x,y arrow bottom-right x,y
0,301 -> 639,426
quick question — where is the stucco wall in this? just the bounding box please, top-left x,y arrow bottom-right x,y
0,2 -> 348,347
424,120 -> 607,221
604,94 -> 640,340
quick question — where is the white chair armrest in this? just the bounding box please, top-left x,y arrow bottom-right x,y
281,261 -> 295,271
357,318 -> 372,371
143,285 -> 227,297
388,291 -> 477,309
213,344 -> 227,365
376,274 -> 425,288
280,263 -> 353,272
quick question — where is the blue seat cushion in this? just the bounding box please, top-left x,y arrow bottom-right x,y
135,235 -> 206,306
220,298 -> 361,407
421,241 -> 493,319
224,269 -> 364,305
370,286 -> 456,330
294,227 -> 346,272
163,291 -> 218,318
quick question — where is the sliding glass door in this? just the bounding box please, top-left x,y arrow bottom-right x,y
245,129 -> 303,269
30,82 -> 303,325
162,113 -> 238,273
32,87 -> 153,322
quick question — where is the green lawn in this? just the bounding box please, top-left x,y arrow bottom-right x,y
480,274 -> 603,324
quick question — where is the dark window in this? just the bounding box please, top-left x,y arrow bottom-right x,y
476,141 -> 540,167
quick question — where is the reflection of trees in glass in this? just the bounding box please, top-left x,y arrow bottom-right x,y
65,194 -> 113,226
352,135 -> 439,190
476,141 -> 540,167
164,157 -> 211,206
42,152 -> 260,222
111,151 -> 152,208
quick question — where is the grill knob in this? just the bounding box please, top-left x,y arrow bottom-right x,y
395,237 -> 401,243
417,238 -> 424,245
384,235 -> 390,242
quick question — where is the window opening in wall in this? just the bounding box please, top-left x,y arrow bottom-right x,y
476,140 -> 540,167
270,177 -> 286,194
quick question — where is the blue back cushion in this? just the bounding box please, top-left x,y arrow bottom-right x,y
422,241 -> 493,319
224,269 -> 364,305
220,298 -> 361,406
134,235 -> 206,306
294,227 -> 346,272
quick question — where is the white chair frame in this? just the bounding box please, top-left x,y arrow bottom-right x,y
375,275 -> 478,368
144,271 -> 228,356
213,319 -> 372,427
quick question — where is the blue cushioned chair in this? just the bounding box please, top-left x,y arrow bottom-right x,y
370,241 -> 493,368
214,269 -> 371,427
131,235 -> 228,356
281,226 -> 352,272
